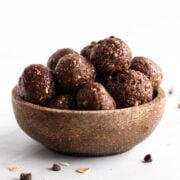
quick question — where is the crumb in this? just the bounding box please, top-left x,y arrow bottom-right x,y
51,164 -> 61,171
75,167 -> 90,174
59,162 -> 70,166
20,173 -> 32,180
8,164 -> 22,172
143,154 -> 152,163
168,89 -> 173,95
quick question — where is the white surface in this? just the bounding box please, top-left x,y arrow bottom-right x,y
0,0 -> 180,179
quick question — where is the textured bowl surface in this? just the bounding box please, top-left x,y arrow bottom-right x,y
12,86 -> 165,156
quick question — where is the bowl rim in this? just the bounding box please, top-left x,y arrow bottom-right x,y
12,86 -> 165,114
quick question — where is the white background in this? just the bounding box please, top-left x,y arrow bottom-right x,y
0,0 -> 180,179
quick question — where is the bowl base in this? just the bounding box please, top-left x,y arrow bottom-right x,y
46,146 -> 133,157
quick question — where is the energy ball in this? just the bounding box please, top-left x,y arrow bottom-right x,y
47,94 -> 75,109
55,53 -> 96,93
80,41 -> 97,60
47,48 -> 78,70
77,82 -> 116,110
106,70 -> 153,108
90,36 -> 132,75
130,56 -> 163,90
18,64 -> 55,105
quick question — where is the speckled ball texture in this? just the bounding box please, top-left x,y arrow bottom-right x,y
17,36 -> 163,111
77,82 -> 116,110
106,70 -> 153,108
55,53 -> 96,93
90,36 -> 132,75
47,48 -> 78,70
18,64 -> 55,105
47,94 -> 75,109
80,41 -> 98,60
130,56 -> 163,90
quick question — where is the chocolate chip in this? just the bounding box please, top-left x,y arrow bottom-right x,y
97,40 -> 103,44
20,173 -> 32,180
52,164 -> 61,171
91,41 -> 96,45
168,89 -> 173,95
143,154 -> 152,163
110,35 -> 115,38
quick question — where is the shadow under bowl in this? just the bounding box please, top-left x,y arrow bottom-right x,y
12,86 -> 165,156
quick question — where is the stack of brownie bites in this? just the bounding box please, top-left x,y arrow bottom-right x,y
18,36 -> 163,110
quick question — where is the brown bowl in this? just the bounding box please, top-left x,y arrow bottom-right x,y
12,86 -> 165,156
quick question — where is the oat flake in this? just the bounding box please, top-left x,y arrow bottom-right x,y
75,167 -> 90,174
8,164 -> 22,172
59,162 -> 70,166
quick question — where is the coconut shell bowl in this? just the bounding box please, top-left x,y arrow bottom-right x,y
12,86 -> 165,156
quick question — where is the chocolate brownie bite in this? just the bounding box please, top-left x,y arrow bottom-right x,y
18,64 -> 55,105
47,48 -> 78,70
77,82 -> 116,110
55,53 -> 96,93
80,41 -> 97,60
47,94 -> 75,109
130,56 -> 163,90
106,70 -> 153,108
90,36 -> 132,75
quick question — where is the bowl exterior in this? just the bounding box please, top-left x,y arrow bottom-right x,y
12,87 -> 165,156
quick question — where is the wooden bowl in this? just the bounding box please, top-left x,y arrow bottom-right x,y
12,86 -> 165,156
